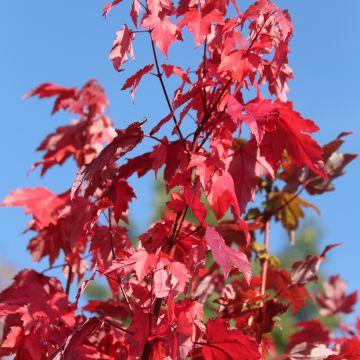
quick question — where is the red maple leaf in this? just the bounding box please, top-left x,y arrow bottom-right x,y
201,318 -> 261,359
73,121 -> 144,195
1,187 -> 66,230
109,25 -> 135,71
205,226 -> 251,282
315,275 -> 358,316
142,15 -> 178,56
103,0 -> 123,17
121,64 -> 154,99
178,8 -> 224,47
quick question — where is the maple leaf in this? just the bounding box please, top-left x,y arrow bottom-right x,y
229,139 -> 274,214
142,15 -> 177,56
267,191 -> 319,239
205,226 -> 251,282
1,187 -> 66,230
315,275 -> 358,316
110,25 -> 135,71
178,8 -> 224,47
130,0 -> 141,26
28,197 -> 98,268
254,100 -> 326,178
266,268 -> 311,314
218,50 -> 251,82
201,318 -> 261,360
149,111 -> 174,136
153,262 -> 171,298
73,121 -> 144,196
291,243 -> 340,286
327,337 -> 360,360
26,80 -> 108,116
0,270 -> 75,358
191,154 -> 242,220
114,178 -> 136,223
31,116 -> 115,175
74,265 -> 97,309
182,180 -> 207,224
107,249 -> 158,282
103,0 -> 123,17
24,83 -> 78,114
305,132 -> 357,195
287,343 -> 335,360
287,319 -> 330,353
50,318 -> 101,360
147,0 -> 175,17
161,64 -> 191,83
121,64 -> 154,99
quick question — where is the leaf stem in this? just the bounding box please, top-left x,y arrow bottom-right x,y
148,32 -> 188,152
65,265 -> 72,296
260,219 -> 270,295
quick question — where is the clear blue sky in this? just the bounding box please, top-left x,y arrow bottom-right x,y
1,1 -> 359,313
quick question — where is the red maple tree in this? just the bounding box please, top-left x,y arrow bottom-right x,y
0,0 -> 358,359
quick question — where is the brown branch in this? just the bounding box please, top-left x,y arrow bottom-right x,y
65,265 -> 73,296
260,219 -> 270,295
244,11 -> 276,57
200,37 -> 208,113
148,32 -> 188,152
192,77 -> 232,151
104,318 -> 134,335
41,254 -> 91,274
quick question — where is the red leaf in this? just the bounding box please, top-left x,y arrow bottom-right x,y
287,319 -> 330,352
24,83 -> 78,114
202,318 -> 261,360
218,50 -> 251,82
291,243 -> 341,286
178,8 -> 224,47
183,180 -> 207,224
315,275 -> 358,316
205,226 -> 251,283
103,0 -> 123,17
74,265 -> 97,309
0,270 -> 75,358
50,318 -> 101,360
109,25 -> 135,71
73,121 -> 144,196
153,263 -> 171,298
245,100 -> 327,178
267,268 -> 311,314
150,111 -> 174,136
161,64 -> 191,83
121,64 -> 154,99
1,187 -> 66,230
229,139 -> 274,214
107,249 -> 158,283
1,326 -> 22,349
114,178 -> 136,223
142,15 -> 177,56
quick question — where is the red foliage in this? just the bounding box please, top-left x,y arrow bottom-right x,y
1,0 -> 357,359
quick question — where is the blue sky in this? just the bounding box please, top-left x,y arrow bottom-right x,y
0,1 -> 359,314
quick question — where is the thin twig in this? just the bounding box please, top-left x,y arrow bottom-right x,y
41,254 -> 92,274
104,318 -> 134,335
260,219 -> 270,295
148,32 -> 188,152
65,265 -> 73,296
200,37 -> 208,112
192,77 -> 232,150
